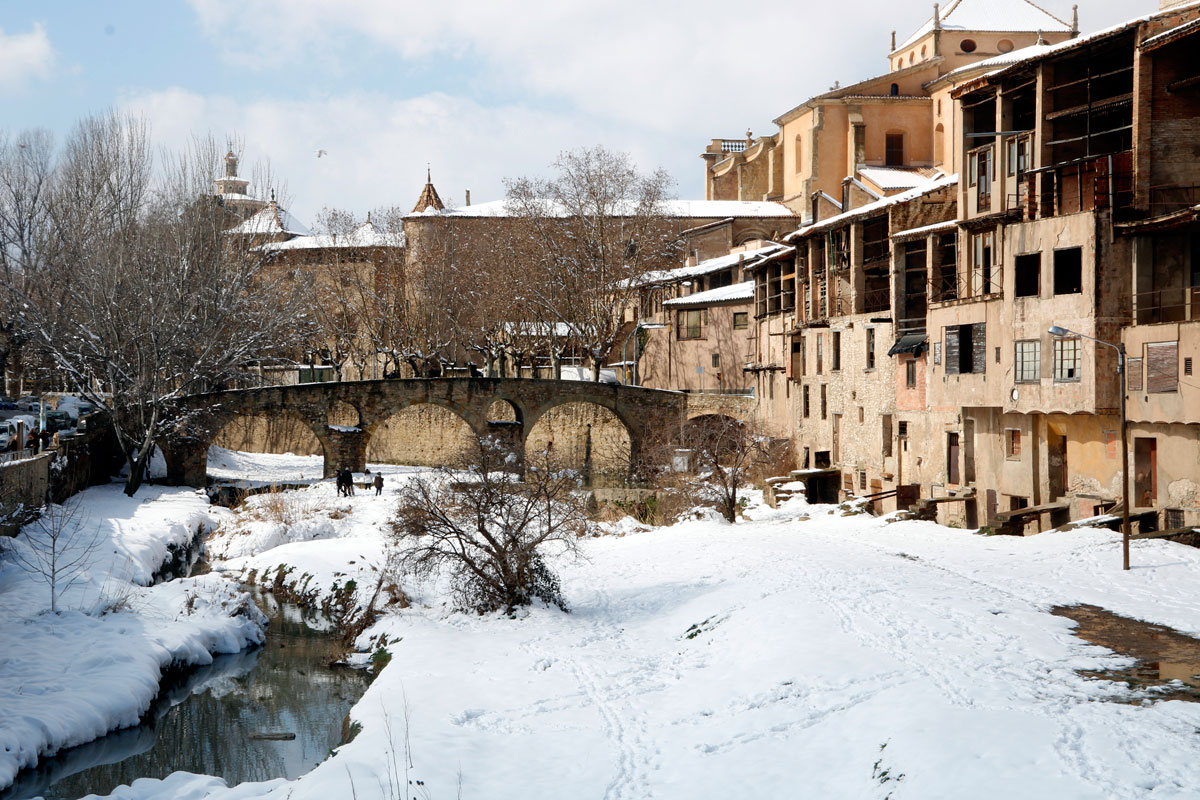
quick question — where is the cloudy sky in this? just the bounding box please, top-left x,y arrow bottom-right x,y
0,0 -> 1152,224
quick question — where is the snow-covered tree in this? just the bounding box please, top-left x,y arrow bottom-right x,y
2,114 -> 312,495
505,146 -> 678,381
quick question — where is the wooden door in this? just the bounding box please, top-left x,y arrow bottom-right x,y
1135,437 -> 1158,508
964,419 -> 977,484
947,432 -> 960,485
1048,431 -> 1068,500
832,414 -> 842,465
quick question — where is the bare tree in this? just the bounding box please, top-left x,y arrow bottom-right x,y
2,500 -> 96,613
505,146 -> 679,381
389,435 -> 588,613
3,114 -> 313,495
681,415 -> 775,523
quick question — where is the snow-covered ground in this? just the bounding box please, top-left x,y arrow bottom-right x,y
0,484 -> 266,791
10,451 -> 1200,799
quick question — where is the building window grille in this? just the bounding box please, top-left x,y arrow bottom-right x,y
1167,509 -> 1186,529
1053,337 -> 1081,382
866,329 -> 876,370
1015,340 -> 1041,383
898,421 -> 909,439
1186,357 -> 1194,377
803,385 -> 810,418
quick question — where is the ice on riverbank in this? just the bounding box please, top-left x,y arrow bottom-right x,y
0,485 -> 267,790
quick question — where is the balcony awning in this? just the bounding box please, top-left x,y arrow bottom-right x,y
888,333 -> 928,357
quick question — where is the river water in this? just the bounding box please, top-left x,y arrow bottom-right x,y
1,593 -> 371,800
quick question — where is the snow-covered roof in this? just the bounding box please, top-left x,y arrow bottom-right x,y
897,0 -> 1071,53
227,202 -> 312,237
946,2 -> 1200,87
663,281 -> 754,307
413,199 -> 796,220
640,243 -> 789,286
891,220 -> 959,240
785,174 -> 958,240
857,167 -> 933,192
258,221 -> 404,253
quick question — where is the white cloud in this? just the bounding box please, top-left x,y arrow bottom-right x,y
0,23 -> 54,94
120,87 -> 689,225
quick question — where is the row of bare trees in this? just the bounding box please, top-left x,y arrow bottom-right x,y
0,112 -> 312,495
307,146 -> 680,382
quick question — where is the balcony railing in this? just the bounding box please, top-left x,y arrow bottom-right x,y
1134,286 -> 1200,325
1148,184 -> 1200,219
931,273 -> 964,303
862,287 -> 891,314
720,140 -> 748,153
1028,151 -> 1133,219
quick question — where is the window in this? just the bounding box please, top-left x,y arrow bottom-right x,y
791,337 -> 804,377
1053,248 -> 1083,295
803,385 -> 811,418
1053,337 -> 1081,382
1146,341 -> 1179,393
1015,340 -> 1041,383
1167,509 -> 1186,530
677,309 -> 703,339
997,39 -> 1015,53
794,135 -> 803,174
866,329 -> 876,370
886,133 -> 905,167
898,421 -> 909,438
906,360 -> 917,388
1187,357 -> 1194,377
1014,253 -> 1040,297
820,384 -> 828,420
832,331 -> 842,371
945,323 -> 986,375
1005,429 -> 1022,460
816,333 -> 824,374
970,229 -> 997,295
859,471 -> 867,491
733,312 -> 749,330
960,38 -> 977,53
882,415 -> 893,457
1127,357 -> 1143,392
858,406 -> 865,423
711,353 -> 721,369
933,341 -> 942,366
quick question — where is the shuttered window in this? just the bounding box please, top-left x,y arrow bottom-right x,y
1146,341 -> 1179,394
945,327 -> 961,375
971,323 -> 986,374
1127,357 -> 1143,391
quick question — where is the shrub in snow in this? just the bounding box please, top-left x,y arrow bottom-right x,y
388,435 -> 587,614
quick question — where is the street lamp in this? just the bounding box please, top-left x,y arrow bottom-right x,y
623,321 -> 669,386
1048,325 -> 1131,570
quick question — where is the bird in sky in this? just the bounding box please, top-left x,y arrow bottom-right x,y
314,149 -> 328,158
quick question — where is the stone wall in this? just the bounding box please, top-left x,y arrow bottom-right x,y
212,412 -> 323,456
0,453 -> 51,537
526,402 -> 631,480
366,405 -> 474,467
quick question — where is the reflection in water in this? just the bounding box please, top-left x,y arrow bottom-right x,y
2,595 -> 370,800
1052,604 -> 1200,703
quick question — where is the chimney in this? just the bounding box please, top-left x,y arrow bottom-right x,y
1072,4 -> 1079,34
890,30 -> 896,52
465,189 -> 471,207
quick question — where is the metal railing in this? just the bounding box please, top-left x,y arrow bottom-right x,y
862,287 -> 891,314
0,448 -> 39,466
1134,287 -> 1200,325
1148,184 -> 1200,219
931,273 -> 964,303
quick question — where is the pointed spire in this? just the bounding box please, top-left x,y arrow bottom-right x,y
1071,4 -> 1079,35
932,3 -> 941,31
891,30 -> 897,51
412,169 -> 445,214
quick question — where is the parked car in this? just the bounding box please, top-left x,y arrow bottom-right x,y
0,415 -> 36,450
0,399 -> 16,410
44,410 -> 73,433
15,396 -> 41,412
56,396 -> 96,421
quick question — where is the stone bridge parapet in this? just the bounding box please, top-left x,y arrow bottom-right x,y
161,378 -> 687,487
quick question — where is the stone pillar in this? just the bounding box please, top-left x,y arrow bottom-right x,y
322,427 -> 367,477
161,436 -> 209,488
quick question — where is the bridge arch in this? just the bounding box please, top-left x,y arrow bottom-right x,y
365,402 -> 476,467
524,400 -> 633,484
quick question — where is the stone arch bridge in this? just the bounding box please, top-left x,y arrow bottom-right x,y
160,378 -> 690,487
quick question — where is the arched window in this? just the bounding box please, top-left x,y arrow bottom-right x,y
794,135 -> 804,174
934,124 -> 945,165
890,83 -> 900,97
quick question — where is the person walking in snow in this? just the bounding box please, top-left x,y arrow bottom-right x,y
344,468 -> 355,496
373,473 -> 384,496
